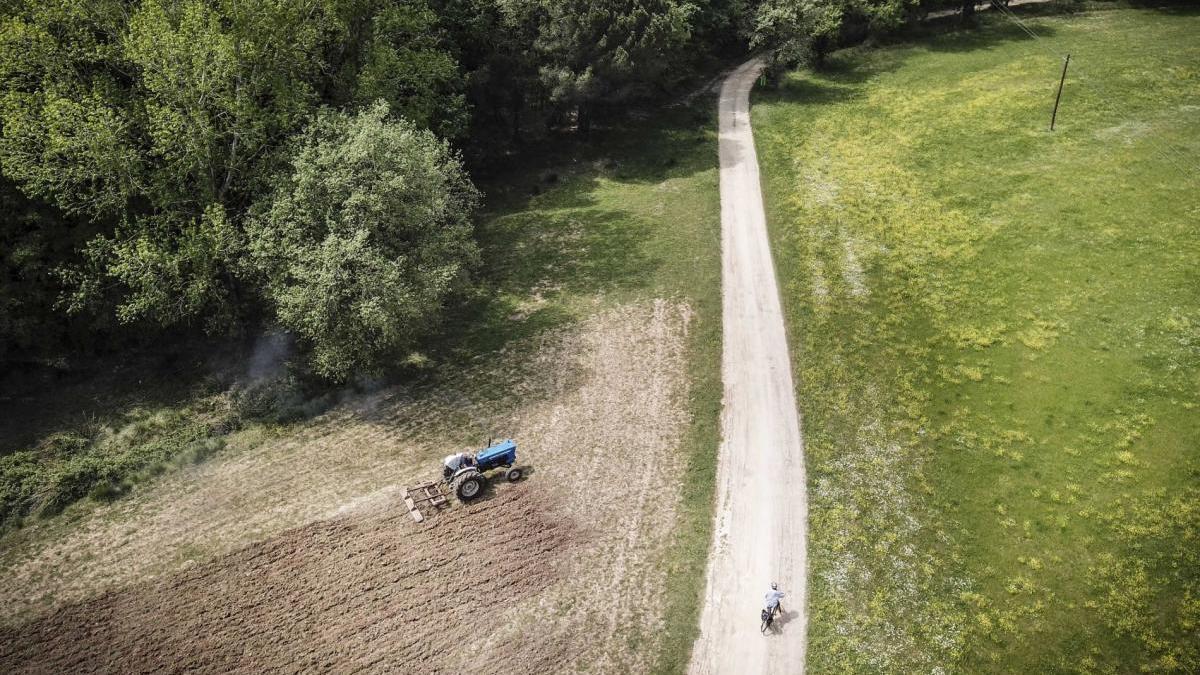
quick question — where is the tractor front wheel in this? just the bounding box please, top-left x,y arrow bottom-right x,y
506,467 -> 523,482
452,472 -> 485,501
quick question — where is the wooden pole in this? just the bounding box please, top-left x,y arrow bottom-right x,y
1050,53 -> 1070,131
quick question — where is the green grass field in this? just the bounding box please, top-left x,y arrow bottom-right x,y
753,6 -> 1199,672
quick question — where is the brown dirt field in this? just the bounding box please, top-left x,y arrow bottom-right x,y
0,485 -> 577,674
0,299 -> 693,673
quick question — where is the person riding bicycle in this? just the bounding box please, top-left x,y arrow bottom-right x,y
763,582 -> 785,618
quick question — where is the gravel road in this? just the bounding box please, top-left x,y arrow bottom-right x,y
690,58 -> 809,675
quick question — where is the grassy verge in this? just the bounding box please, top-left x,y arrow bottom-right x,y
0,394 -> 228,529
0,359 -> 346,530
754,6 -> 1199,672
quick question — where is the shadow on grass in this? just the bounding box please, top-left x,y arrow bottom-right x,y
756,17 -> 1064,110
1145,2 -> 1200,16
761,75 -> 866,108
920,16 -> 1061,52
429,101 -> 718,363
0,339 -> 235,457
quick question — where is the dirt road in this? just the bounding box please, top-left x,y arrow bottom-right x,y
690,59 -> 809,674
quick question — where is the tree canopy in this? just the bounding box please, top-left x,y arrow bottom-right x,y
0,0 -> 958,376
246,102 -> 478,380
533,0 -> 698,129
751,0 -> 918,68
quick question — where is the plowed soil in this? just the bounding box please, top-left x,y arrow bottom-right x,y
1,300 -> 693,673
1,487 -> 575,674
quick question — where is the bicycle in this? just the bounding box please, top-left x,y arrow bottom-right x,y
760,604 -> 781,633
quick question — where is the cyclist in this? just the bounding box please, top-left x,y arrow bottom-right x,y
764,581 -> 785,619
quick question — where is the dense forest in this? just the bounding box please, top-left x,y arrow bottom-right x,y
0,0 -> 975,381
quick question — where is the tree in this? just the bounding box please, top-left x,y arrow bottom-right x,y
0,176 -> 84,361
122,0 -> 328,208
354,1 -> 468,139
752,0 -> 845,68
1,0 -> 745,374
0,0 -> 342,330
531,0 -> 697,131
0,0 -> 142,218
751,0 -> 912,69
430,0 -> 546,144
693,0 -> 756,51
0,0 -> 486,370
245,102 -> 479,380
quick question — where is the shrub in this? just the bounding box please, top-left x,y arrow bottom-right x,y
87,480 -> 128,502
232,374 -> 309,424
0,403 -> 231,526
180,437 -> 226,465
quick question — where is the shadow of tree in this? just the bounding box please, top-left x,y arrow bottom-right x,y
754,16 -> 1066,114
0,338 -> 238,457
919,17 -> 1060,53
430,101 -> 717,362
1145,2 -> 1200,16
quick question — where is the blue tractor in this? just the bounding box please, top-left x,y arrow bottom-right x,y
447,439 -> 522,501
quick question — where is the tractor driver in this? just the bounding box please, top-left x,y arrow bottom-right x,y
442,451 -> 475,479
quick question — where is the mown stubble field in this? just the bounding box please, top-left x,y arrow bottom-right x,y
2,301 -> 693,673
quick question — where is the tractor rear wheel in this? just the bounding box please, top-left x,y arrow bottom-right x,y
506,467 -> 523,482
452,471 -> 485,501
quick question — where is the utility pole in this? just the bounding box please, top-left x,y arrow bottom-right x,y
1050,53 -> 1071,131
